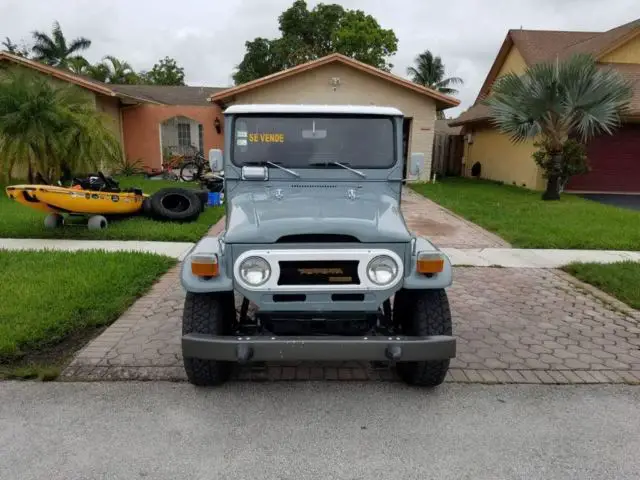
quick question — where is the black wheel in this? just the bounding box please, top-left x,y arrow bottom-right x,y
148,187 -> 202,222
394,289 -> 452,387
142,197 -> 152,216
182,292 -> 236,386
180,162 -> 201,182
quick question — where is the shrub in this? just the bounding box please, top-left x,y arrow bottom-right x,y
533,139 -> 589,192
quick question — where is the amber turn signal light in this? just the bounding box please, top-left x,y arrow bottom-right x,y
416,253 -> 445,274
191,254 -> 219,277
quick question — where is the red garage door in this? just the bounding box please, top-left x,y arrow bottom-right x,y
566,124 -> 640,193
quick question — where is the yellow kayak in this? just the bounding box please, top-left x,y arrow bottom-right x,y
6,185 -> 147,215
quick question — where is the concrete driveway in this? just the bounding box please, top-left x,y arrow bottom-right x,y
1,382 -> 639,480
581,193 -> 640,211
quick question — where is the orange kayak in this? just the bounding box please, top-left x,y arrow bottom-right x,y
6,185 -> 147,215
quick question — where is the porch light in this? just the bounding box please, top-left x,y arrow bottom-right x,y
214,117 -> 222,134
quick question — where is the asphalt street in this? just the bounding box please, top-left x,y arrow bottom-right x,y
1,382 -> 639,480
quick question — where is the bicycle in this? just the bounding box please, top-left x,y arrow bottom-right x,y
144,146 -> 188,181
179,151 -> 209,182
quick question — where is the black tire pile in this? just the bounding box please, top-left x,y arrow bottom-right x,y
143,187 -> 209,222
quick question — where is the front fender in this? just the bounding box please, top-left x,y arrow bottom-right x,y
181,236 -> 233,293
402,236 -> 453,289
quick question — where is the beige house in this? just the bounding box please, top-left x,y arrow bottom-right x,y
210,53 -> 460,180
450,18 -> 640,193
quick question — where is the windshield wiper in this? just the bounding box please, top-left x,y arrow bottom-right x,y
309,161 -> 366,178
247,161 -> 300,178
266,161 -> 300,178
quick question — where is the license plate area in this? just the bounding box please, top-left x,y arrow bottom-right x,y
277,260 -> 360,286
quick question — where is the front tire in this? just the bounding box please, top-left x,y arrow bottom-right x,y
182,292 -> 236,386
394,289 -> 452,387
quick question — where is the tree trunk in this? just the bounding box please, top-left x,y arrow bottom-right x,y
542,153 -> 562,201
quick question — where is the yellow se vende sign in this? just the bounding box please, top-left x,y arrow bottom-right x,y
248,133 -> 285,143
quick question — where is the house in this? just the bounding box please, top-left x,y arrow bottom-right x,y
0,51 -> 226,173
450,19 -> 640,194
208,53 -> 460,180
1,51 -> 460,180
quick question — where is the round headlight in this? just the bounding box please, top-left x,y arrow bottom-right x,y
367,255 -> 398,286
239,256 -> 271,286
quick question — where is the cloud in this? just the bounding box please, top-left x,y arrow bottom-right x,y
2,0 -> 639,115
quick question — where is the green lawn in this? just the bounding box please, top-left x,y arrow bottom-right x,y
1,176 -> 224,242
0,250 -> 175,378
411,178 -> 640,250
563,262 -> 640,309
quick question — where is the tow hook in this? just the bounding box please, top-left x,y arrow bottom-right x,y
385,345 -> 402,360
236,343 -> 253,364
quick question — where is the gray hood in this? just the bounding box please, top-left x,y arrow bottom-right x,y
224,189 -> 410,244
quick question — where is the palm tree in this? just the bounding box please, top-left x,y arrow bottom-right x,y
485,54 -> 632,200
0,70 -> 121,183
407,50 -> 463,95
98,56 -> 139,84
31,21 -> 91,68
66,56 -> 91,75
2,37 -> 29,57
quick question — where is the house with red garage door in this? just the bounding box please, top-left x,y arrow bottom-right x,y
450,18 -> 640,194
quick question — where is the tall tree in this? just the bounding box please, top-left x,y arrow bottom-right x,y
97,56 -> 139,84
407,50 -> 463,95
141,56 -> 185,85
233,0 -> 398,84
2,37 -> 30,57
0,70 -> 121,183
31,21 -> 91,68
485,54 -> 632,201
66,56 -> 91,75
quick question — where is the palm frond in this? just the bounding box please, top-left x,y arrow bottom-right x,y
67,37 -> 91,55
51,21 -> 66,52
485,54 -> 631,149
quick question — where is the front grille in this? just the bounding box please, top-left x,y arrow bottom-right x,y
277,260 -> 360,286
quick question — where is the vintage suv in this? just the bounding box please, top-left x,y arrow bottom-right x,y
180,104 -> 456,387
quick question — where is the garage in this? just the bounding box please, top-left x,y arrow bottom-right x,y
566,124 -> 640,194
209,53 -> 459,181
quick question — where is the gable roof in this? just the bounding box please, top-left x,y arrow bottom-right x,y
209,53 -> 460,110
451,18 -> 640,126
0,52 -> 229,106
110,84 -> 226,106
0,51 -> 117,96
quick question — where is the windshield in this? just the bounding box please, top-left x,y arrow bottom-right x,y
231,115 -> 396,169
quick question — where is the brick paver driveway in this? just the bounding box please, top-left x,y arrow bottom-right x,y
64,190 -> 640,384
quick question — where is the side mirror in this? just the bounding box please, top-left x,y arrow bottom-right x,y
208,148 -> 223,172
409,152 -> 424,177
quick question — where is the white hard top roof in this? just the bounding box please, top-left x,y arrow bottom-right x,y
224,104 -> 403,116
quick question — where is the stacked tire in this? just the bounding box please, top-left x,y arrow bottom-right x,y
145,187 -> 207,222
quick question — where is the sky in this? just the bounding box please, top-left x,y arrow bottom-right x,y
2,0 -> 640,116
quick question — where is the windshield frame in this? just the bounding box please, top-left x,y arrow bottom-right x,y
229,113 -> 398,170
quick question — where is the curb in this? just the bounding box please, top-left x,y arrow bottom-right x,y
553,269 -> 639,320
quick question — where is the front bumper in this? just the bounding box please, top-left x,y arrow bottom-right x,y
182,334 -> 456,362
